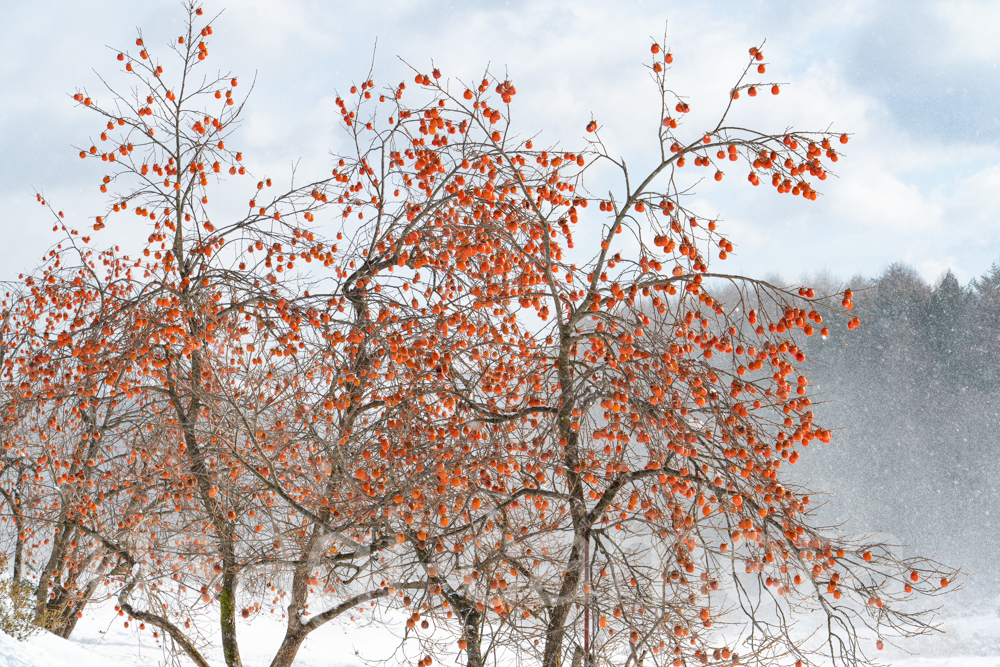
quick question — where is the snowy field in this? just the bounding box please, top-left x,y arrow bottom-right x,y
2,602 -> 998,667
1,600 -> 397,667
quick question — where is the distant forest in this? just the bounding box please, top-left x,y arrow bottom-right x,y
785,263 -> 1000,599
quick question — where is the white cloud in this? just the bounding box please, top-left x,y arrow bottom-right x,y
931,0 -> 1000,63
1,0 -> 999,288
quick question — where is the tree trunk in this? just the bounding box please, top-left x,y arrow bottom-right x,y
268,628 -> 307,667
12,532 -> 22,585
267,527 -> 314,667
46,601 -> 82,639
543,321 -> 589,667
35,521 -> 73,625
42,551 -> 110,637
219,570 -> 242,667
11,485 -> 23,585
171,342 -> 243,667
542,539 -> 583,667
461,606 -> 484,667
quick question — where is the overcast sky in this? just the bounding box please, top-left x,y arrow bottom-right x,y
2,0 -> 998,287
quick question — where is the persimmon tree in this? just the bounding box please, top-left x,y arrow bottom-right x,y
4,4 -> 959,667
7,5 -> 387,665
7,5 -> 511,667
316,39 -> 959,667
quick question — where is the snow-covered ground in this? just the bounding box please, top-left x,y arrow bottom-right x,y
2,603 -> 998,667
879,610 -> 1000,667
2,598 -> 389,667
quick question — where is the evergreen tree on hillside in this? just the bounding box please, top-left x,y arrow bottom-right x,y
861,264 -> 930,377
791,262 -> 1000,596
925,270 -> 969,386
968,262 -> 1000,389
